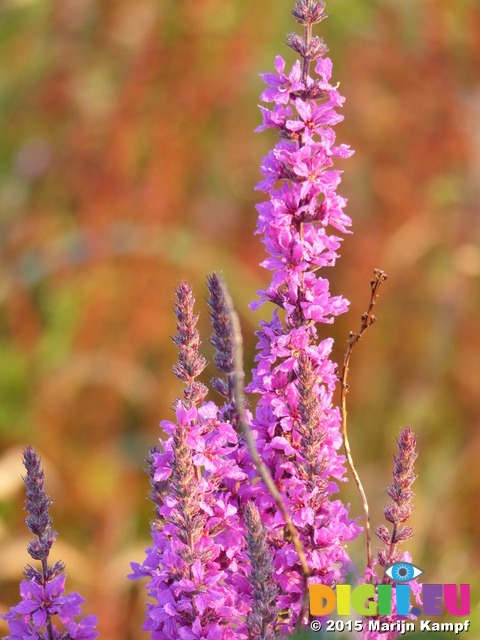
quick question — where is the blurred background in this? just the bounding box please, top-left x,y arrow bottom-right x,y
0,0 -> 479,637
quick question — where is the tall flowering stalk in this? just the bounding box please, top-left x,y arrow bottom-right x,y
1,447 -> 98,640
129,283 -> 248,639
247,0 -> 361,629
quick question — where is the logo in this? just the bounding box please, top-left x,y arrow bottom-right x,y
384,561 -> 424,583
309,562 -> 470,618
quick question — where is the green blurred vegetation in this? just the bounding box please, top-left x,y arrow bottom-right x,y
1,0 -> 480,638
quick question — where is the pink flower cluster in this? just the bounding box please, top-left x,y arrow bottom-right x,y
252,55 -> 352,316
246,16 -> 362,630
2,577 -> 98,640
129,401 -> 251,640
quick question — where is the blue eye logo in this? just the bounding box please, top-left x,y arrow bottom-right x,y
385,562 -> 424,583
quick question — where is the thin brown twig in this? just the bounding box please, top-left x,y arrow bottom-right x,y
217,278 -> 311,620
339,268 -> 387,573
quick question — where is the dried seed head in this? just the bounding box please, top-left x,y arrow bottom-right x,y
292,0 -> 327,25
286,33 -> 328,61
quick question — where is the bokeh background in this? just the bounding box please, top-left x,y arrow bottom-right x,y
1,0 -> 479,637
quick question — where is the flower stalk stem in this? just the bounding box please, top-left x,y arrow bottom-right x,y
301,0 -> 312,83
339,268 -> 387,572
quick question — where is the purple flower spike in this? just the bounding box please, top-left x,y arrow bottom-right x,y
249,0 -> 361,631
130,282 -> 249,639
1,447 -> 99,640
363,428 -> 421,640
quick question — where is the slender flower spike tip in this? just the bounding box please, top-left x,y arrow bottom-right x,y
248,0 -> 361,630
173,281 -> 208,409
206,273 -> 258,505
207,273 -> 237,421
1,446 -> 98,640
363,427 -> 421,640
376,427 -> 418,570
139,282 -> 210,523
